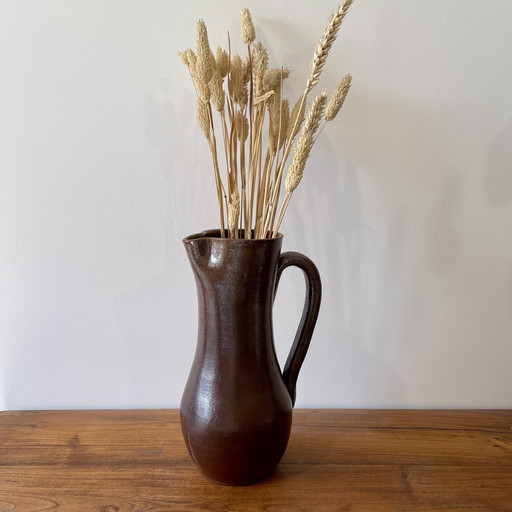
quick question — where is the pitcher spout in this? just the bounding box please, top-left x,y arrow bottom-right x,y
183,229 -> 228,273
183,231 -> 210,260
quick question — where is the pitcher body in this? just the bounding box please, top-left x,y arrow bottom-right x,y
181,230 -> 321,485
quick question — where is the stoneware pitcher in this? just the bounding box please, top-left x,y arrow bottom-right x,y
181,229 -> 321,485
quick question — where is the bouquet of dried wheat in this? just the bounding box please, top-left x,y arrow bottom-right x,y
180,1 -> 353,239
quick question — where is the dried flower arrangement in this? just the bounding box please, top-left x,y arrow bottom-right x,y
180,1 -> 353,239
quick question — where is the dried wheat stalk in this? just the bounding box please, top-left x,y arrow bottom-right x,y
180,3 -> 353,238
306,0 -> 353,94
325,74 -> 352,121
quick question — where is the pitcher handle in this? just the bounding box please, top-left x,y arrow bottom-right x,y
274,251 -> 322,406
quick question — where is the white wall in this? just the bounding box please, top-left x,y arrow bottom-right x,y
1,0 -> 511,410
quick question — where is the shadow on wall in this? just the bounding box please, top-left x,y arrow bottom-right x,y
305,87 -> 470,405
485,113 -> 512,205
290,129 -> 408,405
484,113 -> 512,311
145,75 -> 215,244
110,271 -> 194,407
327,157 -> 407,406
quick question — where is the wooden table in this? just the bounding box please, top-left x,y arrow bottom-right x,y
1,409 -> 511,511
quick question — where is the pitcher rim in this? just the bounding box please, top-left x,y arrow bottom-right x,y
183,229 -> 283,244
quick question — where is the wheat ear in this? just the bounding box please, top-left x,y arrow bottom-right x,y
196,21 -> 214,85
241,9 -> 256,44
268,1 -> 353,235
228,188 -> 240,238
325,74 -> 352,121
272,91 -> 328,236
305,0 -> 353,94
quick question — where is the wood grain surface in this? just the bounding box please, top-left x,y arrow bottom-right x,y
1,409 -> 511,511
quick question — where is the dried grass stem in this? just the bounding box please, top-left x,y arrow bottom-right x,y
180,4 -> 353,238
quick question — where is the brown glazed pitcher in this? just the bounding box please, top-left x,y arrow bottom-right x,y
181,229 -> 321,485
